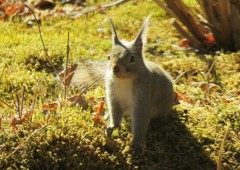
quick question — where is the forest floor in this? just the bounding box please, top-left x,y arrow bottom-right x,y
0,0 -> 239,169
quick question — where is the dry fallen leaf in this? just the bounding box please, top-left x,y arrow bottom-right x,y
42,101 -> 60,111
92,100 -> 105,125
11,118 -> 24,126
200,83 -> 220,97
4,5 -> 17,16
96,100 -> 105,116
58,64 -> 78,87
173,91 -> 180,105
174,91 -> 194,105
23,112 -> 32,119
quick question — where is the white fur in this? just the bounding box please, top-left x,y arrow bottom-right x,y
113,78 -> 134,114
120,40 -> 134,47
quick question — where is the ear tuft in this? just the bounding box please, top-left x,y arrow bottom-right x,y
109,18 -> 122,46
134,16 -> 150,53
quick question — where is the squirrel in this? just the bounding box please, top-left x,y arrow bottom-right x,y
105,16 -> 174,152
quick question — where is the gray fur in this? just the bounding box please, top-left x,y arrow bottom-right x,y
105,16 -> 174,151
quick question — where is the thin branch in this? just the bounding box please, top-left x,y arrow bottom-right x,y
206,59 -> 215,75
24,4 -> 57,74
0,64 -> 6,82
0,99 -> 16,110
217,125 -> 230,170
30,93 -> 37,123
6,122 -> 51,159
69,0 -> 128,18
15,93 -> 21,120
73,75 -> 104,106
20,86 -> 26,121
64,31 -> 70,100
11,92 -> 18,111
31,79 -> 40,119
173,69 -> 197,83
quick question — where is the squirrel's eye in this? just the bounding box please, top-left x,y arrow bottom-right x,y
129,56 -> 135,63
107,56 -> 110,60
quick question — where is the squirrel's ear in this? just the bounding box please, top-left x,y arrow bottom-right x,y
134,16 -> 150,53
109,18 -> 122,46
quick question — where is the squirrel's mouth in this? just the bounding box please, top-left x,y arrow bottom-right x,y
114,72 -> 122,78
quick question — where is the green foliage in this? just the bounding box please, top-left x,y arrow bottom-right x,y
0,0 -> 239,169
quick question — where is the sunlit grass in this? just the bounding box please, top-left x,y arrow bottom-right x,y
0,0 -> 239,169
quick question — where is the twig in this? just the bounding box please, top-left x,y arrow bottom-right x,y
6,122 -> 51,159
15,93 -> 21,120
174,69 -> 197,83
20,86 -> 26,121
30,93 -> 37,123
69,0 -> 128,18
64,31 -> 70,100
206,59 -> 215,75
217,125 -> 230,170
11,92 -> 18,111
24,4 -> 57,75
0,64 -> 6,82
173,68 -> 207,84
0,99 -> 16,110
73,75 -> 104,106
31,79 -> 40,122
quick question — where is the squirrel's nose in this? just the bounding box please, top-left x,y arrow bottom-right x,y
113,65 -> 120,73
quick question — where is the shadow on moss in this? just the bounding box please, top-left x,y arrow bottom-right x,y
143,110 -> 216,170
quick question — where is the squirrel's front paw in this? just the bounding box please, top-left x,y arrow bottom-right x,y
105,127 -> 114,137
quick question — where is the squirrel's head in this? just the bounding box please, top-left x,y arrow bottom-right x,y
108,16 -> 150,79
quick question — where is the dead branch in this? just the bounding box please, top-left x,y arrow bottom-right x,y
64,31 -> 70,101
25,4 -> 57,74
69,0 -> 128,18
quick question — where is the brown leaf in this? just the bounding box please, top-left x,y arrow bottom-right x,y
96,100 -> 105,116
92,114 -> 104,125
4,5 -> 17,16
58,64 -> 78,87
11,118 -> 18,126
92,100 -> 105,125
42,101 -> 60,111
173,91 -> 180,105
23,112 -> 32,119
200,83 -> 220,94
174,91 -> 194,105
11,118 -> 23,126
200,83 -> 208,92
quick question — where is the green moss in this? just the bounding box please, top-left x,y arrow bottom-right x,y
0,0 -> 239,169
